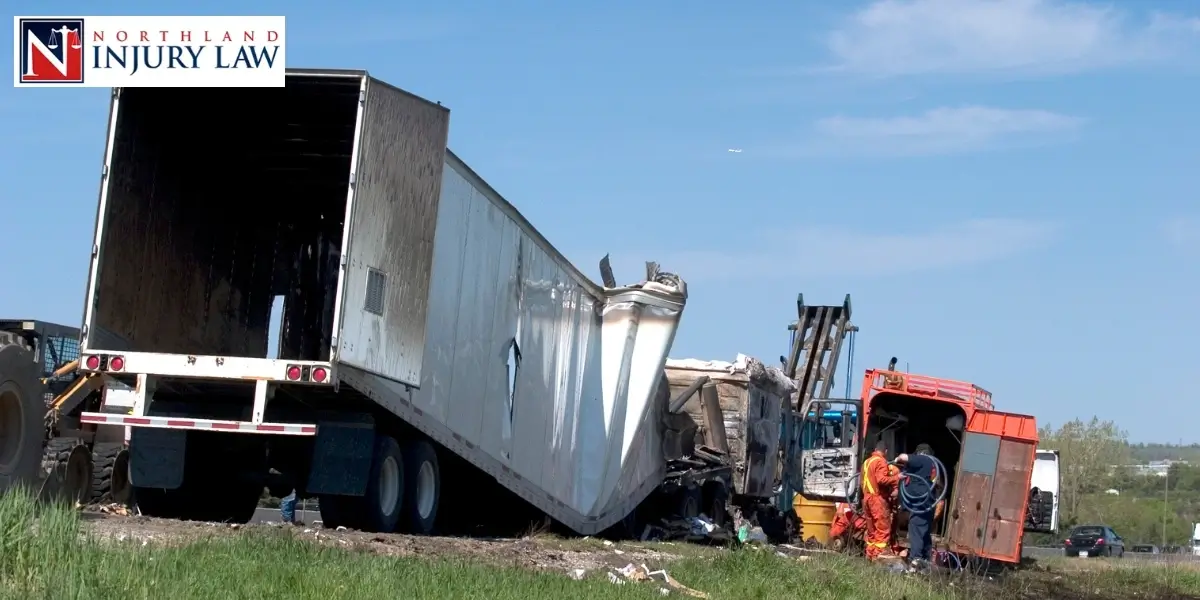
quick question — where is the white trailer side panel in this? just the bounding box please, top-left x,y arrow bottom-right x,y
336,77 -> 451,387
338,152 -> 685,534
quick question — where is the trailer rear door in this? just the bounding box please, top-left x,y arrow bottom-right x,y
945,410 -> 1038,563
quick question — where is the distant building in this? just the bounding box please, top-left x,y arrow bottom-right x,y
1109,459 -> 1189,478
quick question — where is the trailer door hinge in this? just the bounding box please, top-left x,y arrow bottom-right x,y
101,165 -> 108,178
349,172 -> 356,186
358,90 -> 366,104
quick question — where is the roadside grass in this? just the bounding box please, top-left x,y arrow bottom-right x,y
3,487 -> 1199,599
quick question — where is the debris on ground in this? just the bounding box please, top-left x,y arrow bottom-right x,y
608,563 -> 709,598
88,503 -> 131,516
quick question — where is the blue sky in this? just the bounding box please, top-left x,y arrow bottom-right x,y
3,0 -> 1198,442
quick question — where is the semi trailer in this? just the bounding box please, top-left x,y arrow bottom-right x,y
62,69 -> 688,534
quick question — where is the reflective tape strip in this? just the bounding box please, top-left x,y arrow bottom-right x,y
80,412 -> 317,436
862,456 -> 882,495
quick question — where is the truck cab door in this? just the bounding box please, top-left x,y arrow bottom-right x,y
945,410 -> 1038,563
1024,449 -> 1060,534
788,398 -> 859,500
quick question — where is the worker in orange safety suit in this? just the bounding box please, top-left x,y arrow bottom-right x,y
861,440 -> 900,560
828,501 -> 868,550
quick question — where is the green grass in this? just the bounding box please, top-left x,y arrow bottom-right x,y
3,487 -> 1199,599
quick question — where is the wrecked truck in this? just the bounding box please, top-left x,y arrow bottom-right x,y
657,355 -> 798,538
42,68 -> 692,534
816,368 -> 1047,564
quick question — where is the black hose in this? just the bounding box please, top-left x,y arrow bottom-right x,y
896,455 -> 949,514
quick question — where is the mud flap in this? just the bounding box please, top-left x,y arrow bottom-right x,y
0,344 -> 46,494
128,428 -> 186,490
306,416 -> 374,496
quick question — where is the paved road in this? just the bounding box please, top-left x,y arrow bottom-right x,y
251,507 -> 321,525
1024,545 -> 1199,563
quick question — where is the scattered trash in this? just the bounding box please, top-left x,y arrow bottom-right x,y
737,524 -> 767,544
95,503 -> 131,516
687,516 -> 715,536
614,549 -> 625,555
335,526 -> 347,531
603,540 -> 614,547
608,563 -> 709,598
568,568 -> 587,581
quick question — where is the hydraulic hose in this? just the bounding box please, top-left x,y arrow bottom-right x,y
896,455 -> 949,514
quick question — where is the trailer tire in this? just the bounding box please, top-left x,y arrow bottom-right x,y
677,484 -> 702,519
359,435 -> 405,533
400,440 -> 440,535
91,443 -> 132,505
702,480 -> 729,528
317,494 -> 355,529
0,344 -> 45,495
133,487 -> 185,519
40,438 -> 94,506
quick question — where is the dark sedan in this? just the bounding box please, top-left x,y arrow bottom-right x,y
1063,525 -> 1125,558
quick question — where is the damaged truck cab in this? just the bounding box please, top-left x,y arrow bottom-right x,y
857,369 -> 1043,564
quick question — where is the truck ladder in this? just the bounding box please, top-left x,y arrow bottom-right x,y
782,293 -> 853,410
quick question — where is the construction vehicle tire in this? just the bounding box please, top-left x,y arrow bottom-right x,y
40,437 -> 94,505
91,443 -> 132,505
0,343 -> 47,495
399,439 -> 440,535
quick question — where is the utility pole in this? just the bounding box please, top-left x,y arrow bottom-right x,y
1163,465 -> 1170,549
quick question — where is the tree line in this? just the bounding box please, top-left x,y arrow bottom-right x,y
1035,418 -> 1199,547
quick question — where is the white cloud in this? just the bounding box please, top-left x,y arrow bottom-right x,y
825,0 -> 1200,77
768,106 -> 1083,158
626,218 -> 1056,283
1163,216 -> 1200,250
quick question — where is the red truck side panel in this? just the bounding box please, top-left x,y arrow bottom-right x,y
946,410 -> 1038,563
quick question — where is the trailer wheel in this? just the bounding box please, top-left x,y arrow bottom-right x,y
317,494 -> 355,529
361,435 -> 404,533
133,487 -> 185,519
677,484 -> 702,519
0,344 -> 45,495
702,481 -> 730,528
400,440 -> 440,535
91,443 -> 132,505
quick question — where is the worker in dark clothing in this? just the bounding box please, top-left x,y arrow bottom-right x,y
895,443 -> 937,566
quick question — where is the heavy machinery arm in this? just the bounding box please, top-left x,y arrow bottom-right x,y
0,320 -> 130,505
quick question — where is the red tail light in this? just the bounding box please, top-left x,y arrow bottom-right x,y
1064,539 -> 1071,546
84,355 -> 100,370
108,356 -> 125,372
1096,538 -> 1105,545
286,365 -> 301,381
312,367 -> 328,383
